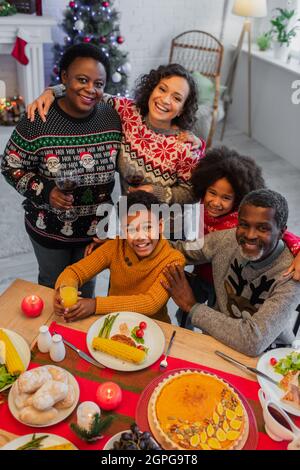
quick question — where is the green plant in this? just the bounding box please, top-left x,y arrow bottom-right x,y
256,33 -> 272,51
269,8 -> 300,46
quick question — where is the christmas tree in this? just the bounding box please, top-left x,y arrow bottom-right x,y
0,1 -> 17,16
50,1 -> 131,95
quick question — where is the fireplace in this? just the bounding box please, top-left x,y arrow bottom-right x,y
0,13 -> 56,106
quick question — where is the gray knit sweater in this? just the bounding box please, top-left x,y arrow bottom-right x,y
174,229 -> 300,356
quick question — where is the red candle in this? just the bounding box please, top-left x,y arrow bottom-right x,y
96,382 -> 122,410
21,295 -> 44,318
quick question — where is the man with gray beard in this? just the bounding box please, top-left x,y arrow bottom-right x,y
164,189 -> 300,357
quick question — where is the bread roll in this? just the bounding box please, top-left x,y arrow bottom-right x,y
32,380 -> 68,410
12,381 -> 31,410
47,366 -> 68,384
19,406 -> 58,425
55,384 -> 76,409
18,367 -> 52,393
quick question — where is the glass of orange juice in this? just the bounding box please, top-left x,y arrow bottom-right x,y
60,284 -> 78,308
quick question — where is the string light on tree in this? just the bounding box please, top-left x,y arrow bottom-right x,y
74,19 -> 84,31
112,71 -> 122,83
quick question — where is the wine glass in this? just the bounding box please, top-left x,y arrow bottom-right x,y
55,168 -> 79,222
124,166 -> 145,188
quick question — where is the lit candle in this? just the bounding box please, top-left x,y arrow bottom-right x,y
76,401 -> 101,431
96,382 -> 122,410
21,295 -> 44,318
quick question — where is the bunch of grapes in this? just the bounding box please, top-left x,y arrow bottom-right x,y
113,423 -> 161,450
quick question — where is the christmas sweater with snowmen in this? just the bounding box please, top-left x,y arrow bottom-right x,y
1,100 -> 122,248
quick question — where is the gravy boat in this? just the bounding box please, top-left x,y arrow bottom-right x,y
258,389 -> 300,441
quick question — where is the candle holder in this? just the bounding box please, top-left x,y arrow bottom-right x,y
71,402 -> 113,442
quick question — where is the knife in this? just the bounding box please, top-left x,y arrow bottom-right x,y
53,331 -> 105,369
215,350 -> 280,387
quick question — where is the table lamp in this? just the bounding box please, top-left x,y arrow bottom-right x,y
221,0 -> 267,139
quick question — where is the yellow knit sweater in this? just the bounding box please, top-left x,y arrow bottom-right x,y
55,237 -> 185,323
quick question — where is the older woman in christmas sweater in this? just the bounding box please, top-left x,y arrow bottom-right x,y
1,44 -> 122,296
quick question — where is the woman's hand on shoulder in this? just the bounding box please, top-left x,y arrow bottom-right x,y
177,131 -> 203,150
26,89 -> 55,123
84,237 -> 108,257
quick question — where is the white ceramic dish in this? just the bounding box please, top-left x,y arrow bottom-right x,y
86,312 -> 165,372
8,365 -> 80,427
0,328 -> 31,392
0,433 -> 77,450
257,347 -> 300,417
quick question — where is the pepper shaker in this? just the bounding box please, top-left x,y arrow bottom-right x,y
50,334 -> 66,362
37,325 -> 52,353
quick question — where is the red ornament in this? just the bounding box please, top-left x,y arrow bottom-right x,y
53,65 -> 59,74
117,36 -> 124,44
96,382 -> 122,411
102,1 -> 109,7
69,1 -> 76,8
21,295 -> 44,318
99,36 -> 107,44
83,37 -> 91,43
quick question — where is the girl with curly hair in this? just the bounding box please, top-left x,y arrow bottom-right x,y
178,146 -> 300,326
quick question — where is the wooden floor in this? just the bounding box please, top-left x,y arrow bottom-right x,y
1,123 -> 300,325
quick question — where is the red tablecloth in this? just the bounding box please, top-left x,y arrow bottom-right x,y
1,321 -> 299,450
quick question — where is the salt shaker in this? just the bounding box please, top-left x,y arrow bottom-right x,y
50,334 -> 66,362
37,325 -> 52,353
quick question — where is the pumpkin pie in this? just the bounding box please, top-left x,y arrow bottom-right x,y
150,370 -> 248,450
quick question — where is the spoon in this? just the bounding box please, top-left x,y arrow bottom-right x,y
160,330 -> 176,370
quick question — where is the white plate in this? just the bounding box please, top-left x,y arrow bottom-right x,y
86,312 -> 165,372
0,433 -> 77,450
0,328 -> 31,392
257,347 -> 300,416
8,365 -> 80,427
103,430 -> 125,450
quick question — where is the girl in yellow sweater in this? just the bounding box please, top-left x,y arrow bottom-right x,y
54,191 -> 184,323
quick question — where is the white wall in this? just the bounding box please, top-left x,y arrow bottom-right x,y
42,0 -> 244,91
230,50 -> 300,169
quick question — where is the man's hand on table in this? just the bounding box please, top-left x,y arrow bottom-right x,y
54,289 -> 96,322
162,264 -> 197,313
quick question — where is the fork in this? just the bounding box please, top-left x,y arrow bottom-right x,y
160,330 -> 176,370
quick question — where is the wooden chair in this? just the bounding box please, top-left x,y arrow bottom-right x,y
169,30 -> 223,147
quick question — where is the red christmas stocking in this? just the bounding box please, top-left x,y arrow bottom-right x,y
11,29 -> 29,65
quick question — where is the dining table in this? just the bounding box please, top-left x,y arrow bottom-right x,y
0,279 -> 294,451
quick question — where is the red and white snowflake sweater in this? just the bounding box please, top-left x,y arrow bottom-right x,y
110,96 -> 206,204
